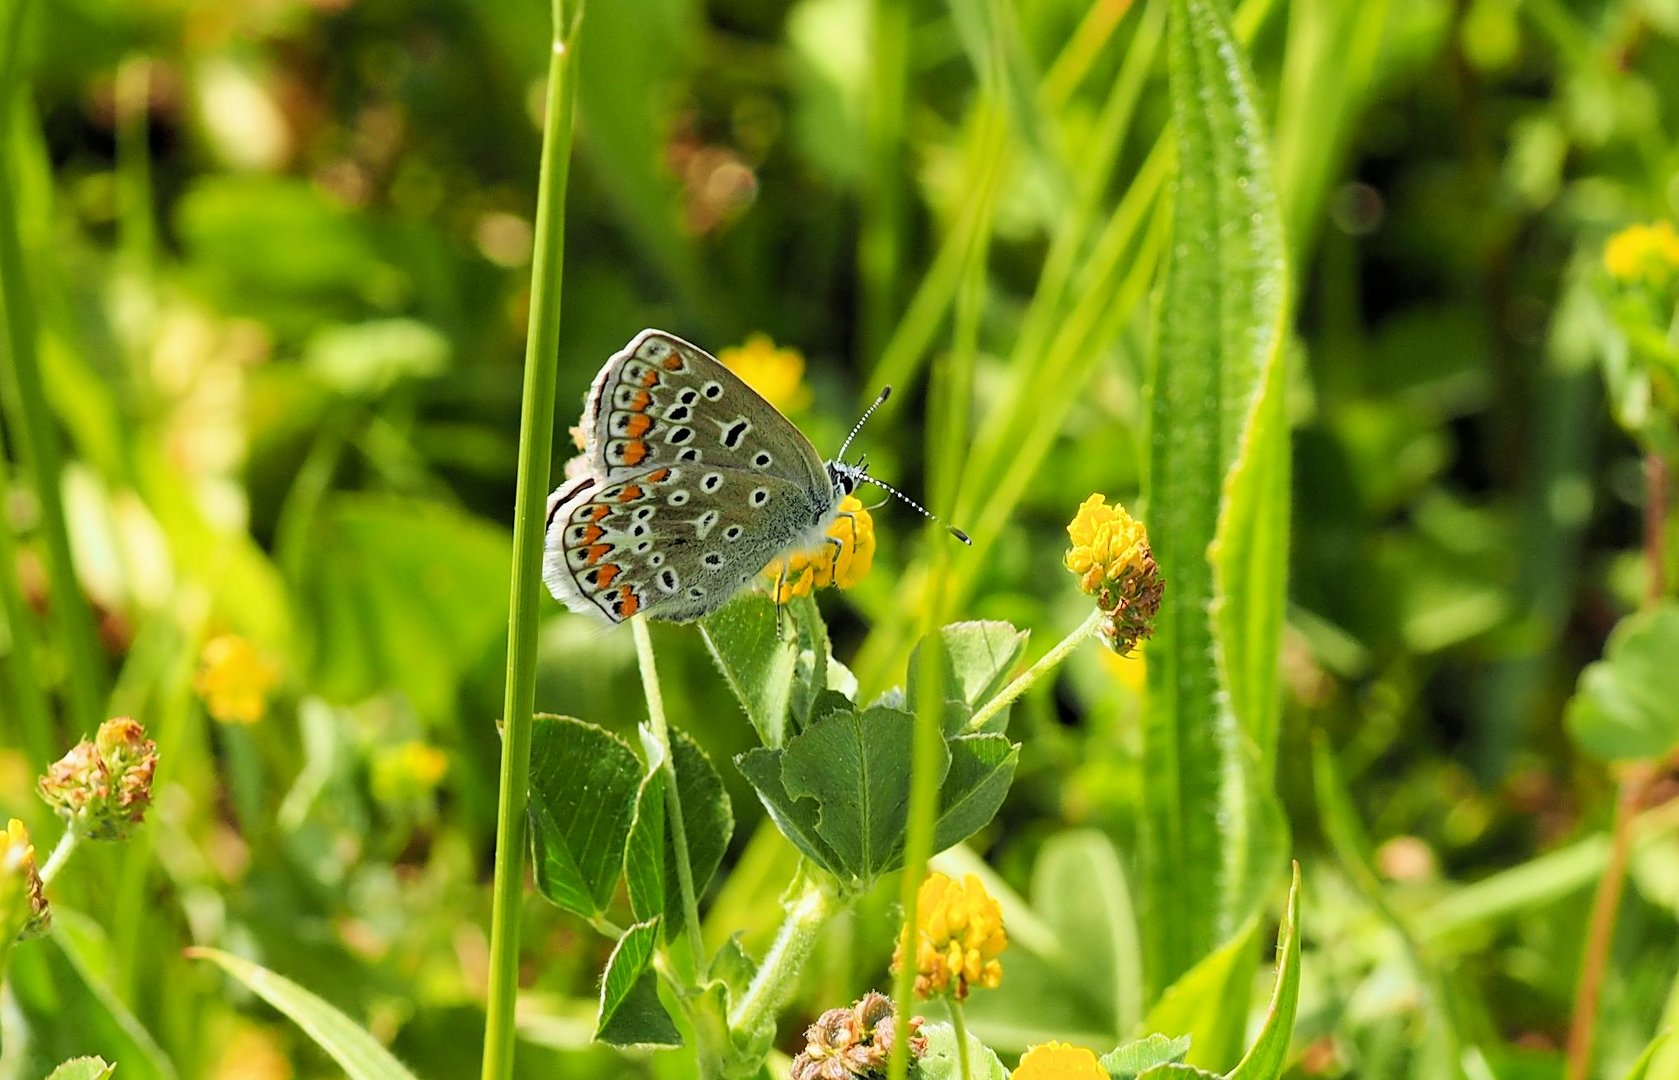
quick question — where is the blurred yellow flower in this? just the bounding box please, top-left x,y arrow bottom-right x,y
763,496 -> 875,602
1604,221 -> 1679,284
893,871 -> 1005,1000
194,635 -> 279,724
1064,494 -> 1163,656
1,817 -> 49,940
372,741 -> 449,803
1012,1041 -> 1107,1080
718,333 -> 811,413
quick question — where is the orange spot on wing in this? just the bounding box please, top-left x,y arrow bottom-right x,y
618,484 -> 644,502
662,354 -> 685,371
630,390 -> 652,411
647,467 -> 671,482
581,523 -> 603,545
619,588 -> 641,617
596,563 -> 621,588
585,544 -> 612,565
625,414 -> 653,438
640,369 -> 660,388
587,505 -> 610,522
621,442 -> 648,467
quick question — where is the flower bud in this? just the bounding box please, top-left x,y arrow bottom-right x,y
38,718 -> 158,841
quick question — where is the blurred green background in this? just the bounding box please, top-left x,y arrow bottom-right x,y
2,0 -> 1678,1076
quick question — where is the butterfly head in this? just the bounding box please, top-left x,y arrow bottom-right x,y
827,387 -> 971,545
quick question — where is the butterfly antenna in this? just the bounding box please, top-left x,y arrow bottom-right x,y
860,474 -> 972,545
836,386 -> 892,463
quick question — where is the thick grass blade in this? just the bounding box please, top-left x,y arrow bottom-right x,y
189,948 -> 419,1080
1141,0 -> 1290,1015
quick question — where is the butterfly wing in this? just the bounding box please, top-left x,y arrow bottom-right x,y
582,329 -> 830,489
544,465 -> 830,624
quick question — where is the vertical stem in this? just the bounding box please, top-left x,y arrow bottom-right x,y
1565,449 -> 1668,1080
0,0 -> 106,732
948,998 -> 974,1080
726,873 -> 839,1033
480,3 -> 580,1076
0,452 -> 53,767
631,614 -> 706,974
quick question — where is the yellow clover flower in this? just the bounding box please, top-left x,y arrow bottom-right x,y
762,495 -> 876,602
371,741 -> 449,803
1,818 -> 50,941
893,871 -> 1006,1000
718,333 -> 812,414
1064,494 -> 1163,656
194,634 -> 280,724
1012,1041 -> 1108,1080
1604,221 -> 1679,285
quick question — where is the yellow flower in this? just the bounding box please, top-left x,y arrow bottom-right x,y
762,496 -> 875,602
2,817 -> 50,940
718,333 -> 812,413
892,872 -> 1006,1000
371,741 -> 449,803
194,635 -> 280,724
1012,1042 -> 1108,1080
1604,221 -> 1679,284
1064,494 -> 1163,656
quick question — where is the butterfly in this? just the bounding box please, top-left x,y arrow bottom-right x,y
543,329 -> 965,624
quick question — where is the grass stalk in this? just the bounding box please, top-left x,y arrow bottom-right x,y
480,3 -> 581,1076
632,614 -> 706,975
0,452 -> 53,766
0,0 -> 106,732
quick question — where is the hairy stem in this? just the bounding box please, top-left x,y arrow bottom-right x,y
727,874 -> 840,1036
632,614 -> 707,976
965,607 -> 1103,734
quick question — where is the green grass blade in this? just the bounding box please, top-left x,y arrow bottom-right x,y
1141,0 -> 1289,1009
189,948 -> 420,1080
481,2 -> 581,1076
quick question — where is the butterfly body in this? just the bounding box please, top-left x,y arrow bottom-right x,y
544,329 -> 859,624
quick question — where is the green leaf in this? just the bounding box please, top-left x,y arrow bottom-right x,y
189,947 -> 419,1080
662,728 -> 733,940
1621,1033 -> 1671,1080
908,621 -> 1030,733
45,1059 -> 116,1080
788,594 -> 833,734
1139,918 -> 1259,1073
527,715 -> 642,920
736,745 -> 844,871
701,590 -> 799,747
1142,0 -> 1290,1006
933,734 -> 1020,855
303,318 -> 449,396
1101,1034 -> 1192,1078
301,496 -> 511,717
1566,603 -> 1679,761
1226,864 -> 1302,1080
624,741 -> 667,924
595,920 -> 682,1048
780,705 -> 949,885
913,1020 -> 1010,1080
1137,1066 -> 1222,1079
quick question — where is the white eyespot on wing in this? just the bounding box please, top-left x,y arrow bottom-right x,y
700,472 -> 724,492
655,567 -> 681,594
702,551 -> 725,569
695,509 -> 719,538
749,487 -> 770,507
751,450 -> 773,470
667,489 -> 690,506
718,417 -> 753,449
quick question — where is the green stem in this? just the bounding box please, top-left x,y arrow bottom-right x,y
39,830 -> 77,886
726,873 -> 839,1035
965,608 -> 1102,734
949,997 -> 973,1080
631,614 -> 706,976
0,0 -> 106,731
480,4 -> 580,1076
